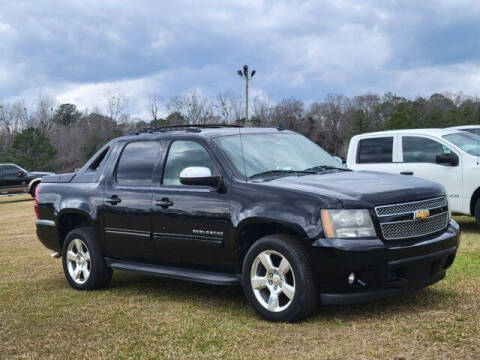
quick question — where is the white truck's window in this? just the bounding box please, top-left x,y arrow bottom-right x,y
402,136 -> 450,163
463,128 -> 480,136
443,133 -> 480,156
357,137 -> 393,163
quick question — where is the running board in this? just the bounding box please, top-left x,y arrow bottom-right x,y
105,258 -> 241,286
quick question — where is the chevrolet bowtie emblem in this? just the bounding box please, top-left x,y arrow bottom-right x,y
414,209 -> 430,220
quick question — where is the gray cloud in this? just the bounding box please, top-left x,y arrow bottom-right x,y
1,0 -> 480,117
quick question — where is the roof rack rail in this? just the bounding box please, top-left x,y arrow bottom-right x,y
136,124 -> 244,134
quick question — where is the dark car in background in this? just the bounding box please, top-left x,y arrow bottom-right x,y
0,164 -> 53,197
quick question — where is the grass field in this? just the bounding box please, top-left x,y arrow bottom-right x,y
0,195 -> 479,359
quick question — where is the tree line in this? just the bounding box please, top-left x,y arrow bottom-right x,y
1,90 -> 480,172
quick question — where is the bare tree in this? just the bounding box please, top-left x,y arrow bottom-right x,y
215,91 -> 243,124
0,101 -> 28,136
148,92 -> 163,121
317,94 -> 351,156
32,94 -> 56,131
105,89 -> 129,122
167,91 -> 215,125
271,98 -> 305,130
252,96 -> 273,126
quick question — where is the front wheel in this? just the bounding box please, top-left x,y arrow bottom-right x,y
475,198 -> 480,228
29,182 -> 38,198
242,234 -> 317,322
62,227 -> 112,290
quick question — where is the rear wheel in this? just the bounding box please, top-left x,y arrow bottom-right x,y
242,234 -> 317,322
62,227 -> 112,290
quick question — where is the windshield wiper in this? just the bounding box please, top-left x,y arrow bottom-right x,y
249,169 -> 315,180
304,165 -> 351,172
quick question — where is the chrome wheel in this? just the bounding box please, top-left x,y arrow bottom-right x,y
250,250 -> 295,312
66,239 -> 91,285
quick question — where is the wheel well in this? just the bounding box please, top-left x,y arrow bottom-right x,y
237,222 -> 305,269
58,213 -> 91,248
470,187 -> 480,216
28,180 -> 41,194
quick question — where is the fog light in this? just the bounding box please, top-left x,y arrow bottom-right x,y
348,272 -> 355,285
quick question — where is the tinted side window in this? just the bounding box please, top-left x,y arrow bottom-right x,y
88,147 -> 110,172
357,137 -> 393,163
402,136 -> 450,163
116,141 -> 161,186
163,141 -> 217,186
4,165 -> 20,175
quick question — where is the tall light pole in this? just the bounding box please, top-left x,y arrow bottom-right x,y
237,64 -> 255,126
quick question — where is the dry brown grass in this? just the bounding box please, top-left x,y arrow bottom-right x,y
0,195 -> 479,359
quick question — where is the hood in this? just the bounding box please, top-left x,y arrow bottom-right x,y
260,170 -> 445,208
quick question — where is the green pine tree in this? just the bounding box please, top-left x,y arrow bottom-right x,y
7,128 -> 57,171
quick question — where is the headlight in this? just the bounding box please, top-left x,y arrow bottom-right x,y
321,209 -> 376,238
446,196 -> 452,219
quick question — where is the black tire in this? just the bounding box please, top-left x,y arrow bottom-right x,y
242,234 -> 317,322
61,227 -> 112,290
475,198 -> 480,228
29,182 -> 38,198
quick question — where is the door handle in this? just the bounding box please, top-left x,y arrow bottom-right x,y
155,198 -> 174,209
106,195 -> 122,205
400,171 -> 414,175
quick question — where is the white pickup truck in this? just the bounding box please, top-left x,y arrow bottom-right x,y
346,128 -> 480,225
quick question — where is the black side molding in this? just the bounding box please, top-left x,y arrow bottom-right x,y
105,258 -> 241,286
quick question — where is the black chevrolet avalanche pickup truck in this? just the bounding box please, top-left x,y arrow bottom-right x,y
35,125 -> 460,322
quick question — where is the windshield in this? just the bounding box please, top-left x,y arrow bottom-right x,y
215,132 -> 346,179
463,128 -> 480,136
443,132 -> 480,156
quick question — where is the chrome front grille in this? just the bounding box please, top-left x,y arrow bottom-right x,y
380,212 -> 449,240
375,196 -> 447,217
375,197 -> 449,241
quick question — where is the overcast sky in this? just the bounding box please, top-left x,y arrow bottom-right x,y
1,0 -> 480,118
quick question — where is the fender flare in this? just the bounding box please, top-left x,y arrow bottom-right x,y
27,178 -> 43,193
55,208 -> 95,228
55,208 -> 97,248
236,216 -> 309,239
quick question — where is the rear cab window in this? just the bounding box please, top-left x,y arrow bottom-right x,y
116,141 -> 163,187
88,147 -> 110,172
357,137 -> 394,163
73,146 -> 113,183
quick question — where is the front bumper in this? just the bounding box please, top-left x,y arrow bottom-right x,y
310,220 -> 460,305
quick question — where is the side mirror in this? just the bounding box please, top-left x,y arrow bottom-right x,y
17,171 -> 25,177
333,156 -> 344,164
179,167 -> 221,187
436,153 -> 459,166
